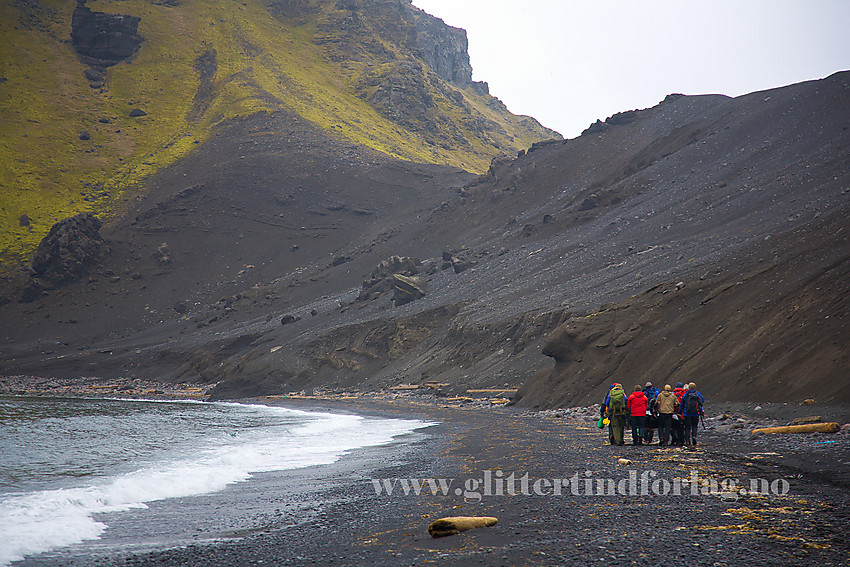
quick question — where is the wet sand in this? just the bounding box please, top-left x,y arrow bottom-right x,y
15,395 -> 850,567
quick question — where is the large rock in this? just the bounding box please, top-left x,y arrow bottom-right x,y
441,250 -> 475,273
358,256 -> 420,302
29,212 -> 104,286
392,273 -> 425,306
71,2 -> 143,67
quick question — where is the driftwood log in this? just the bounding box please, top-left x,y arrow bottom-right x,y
752,422 -> 840,435
427,516 -> 498,538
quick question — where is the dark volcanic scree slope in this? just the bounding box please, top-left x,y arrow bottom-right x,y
2,73 -> 849,407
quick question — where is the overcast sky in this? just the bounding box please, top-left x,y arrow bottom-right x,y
411,0 -> 850,138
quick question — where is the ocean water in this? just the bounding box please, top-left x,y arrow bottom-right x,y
0,396 -> 430,566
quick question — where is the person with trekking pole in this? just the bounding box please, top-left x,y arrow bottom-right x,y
680,382 -> 705,446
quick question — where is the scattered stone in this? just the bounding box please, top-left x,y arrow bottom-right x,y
617,458 -> 633,466
281,314 -> 301,326
173,302 -> 187,314
331,255 -> 351,267
801,398 -> 816,406
19,214 -> 30,227
451,256 -> 474,274
79,131 -> 90,140
84,68 -> 103,81
579,194 -> 599,211
442,250 -> 475,273
20,279 -> 45,303
98,117 -> 111,124
153,242 -> 172,266
129,108 -> 147,117
790,416 -> 823,425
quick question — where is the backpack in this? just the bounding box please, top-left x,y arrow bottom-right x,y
609,388 -> 626,415
686,392 -> 702,415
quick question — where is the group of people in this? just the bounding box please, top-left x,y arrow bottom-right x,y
601,381 -> 705,446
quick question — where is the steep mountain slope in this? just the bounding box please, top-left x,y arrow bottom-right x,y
0,0 -> 556,268
2,71 -> 847,406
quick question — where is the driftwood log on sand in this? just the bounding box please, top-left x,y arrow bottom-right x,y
427,516 -> 498,538
751,422 -> 840,435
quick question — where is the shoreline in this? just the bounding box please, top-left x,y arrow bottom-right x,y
4,373 -> 849,436
8,392 -> 850,566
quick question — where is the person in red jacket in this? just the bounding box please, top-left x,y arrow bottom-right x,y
671,382 -> 686,446
626,385 -> 649,445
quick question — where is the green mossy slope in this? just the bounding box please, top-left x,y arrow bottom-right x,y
0,0 -> 556,270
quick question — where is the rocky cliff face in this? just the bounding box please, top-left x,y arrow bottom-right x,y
410,6 -> 473,88
313,0 -> 558,160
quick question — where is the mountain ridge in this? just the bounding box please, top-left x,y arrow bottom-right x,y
0,0 -> 557,268
1,70 -> 847,406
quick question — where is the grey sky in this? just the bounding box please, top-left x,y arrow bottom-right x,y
411,0 -> 850,138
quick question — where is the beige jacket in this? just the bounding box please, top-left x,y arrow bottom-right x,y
656,390 -> 678,414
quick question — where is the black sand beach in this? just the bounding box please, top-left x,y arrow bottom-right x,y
16,396 -> 850,567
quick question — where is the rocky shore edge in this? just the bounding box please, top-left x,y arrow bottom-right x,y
4,375 -> 849,441
0,374 -> 216,400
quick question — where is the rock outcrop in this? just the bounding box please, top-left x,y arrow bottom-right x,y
71,2 -> 143,67
358,256 -> 420,302
22,213 -> 105,301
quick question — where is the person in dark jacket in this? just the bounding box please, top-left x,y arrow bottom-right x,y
642,381 -> 660,444
671,382 -> 686,446
626,385 -> 648,445
680,382 -> 705,446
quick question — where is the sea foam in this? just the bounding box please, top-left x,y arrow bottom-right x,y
0,401 -> 430,565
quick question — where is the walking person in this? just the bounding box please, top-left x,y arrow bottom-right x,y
606,383 -> 627,445
626,385 -> 648,445
671,382 -> 686,446
642,381 -> 660,444
680,382 -> 705,446
655,385 -> 678,446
